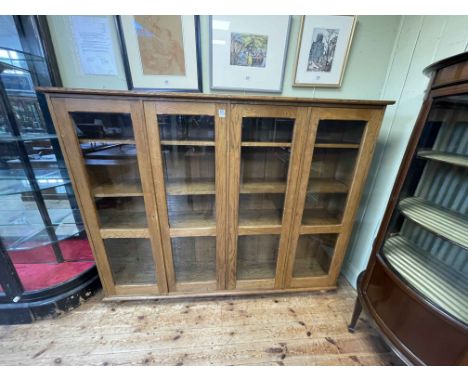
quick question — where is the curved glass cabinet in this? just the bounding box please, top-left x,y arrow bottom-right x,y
352,52 -> 468,366
382,94 -> 468,325
0,16 -> 98,324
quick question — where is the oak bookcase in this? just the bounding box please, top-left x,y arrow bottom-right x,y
39,88 -> 392,300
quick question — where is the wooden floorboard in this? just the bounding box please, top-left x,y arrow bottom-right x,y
0,277 -> 400,366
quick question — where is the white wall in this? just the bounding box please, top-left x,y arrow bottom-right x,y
342,16 -> 468,287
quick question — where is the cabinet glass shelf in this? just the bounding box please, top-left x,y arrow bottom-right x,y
398,197 -> 468,250
417,150 -> 468,168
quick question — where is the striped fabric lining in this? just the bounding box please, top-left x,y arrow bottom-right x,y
384,235 -> 468,325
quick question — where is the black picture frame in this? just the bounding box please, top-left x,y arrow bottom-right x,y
115,15 -> 203,92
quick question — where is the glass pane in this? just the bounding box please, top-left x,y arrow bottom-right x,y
104,238 -> 156,285
240,147 -> 290,226
315,120 -> 366,145
161,142 -> 215,229
242,117 -> 294,143
158,115 -> 214,141
95,196 -> 147,229
237,235 -> 279,280
383,94 -> 468,325
293,234 -> 338,277
171,237 -> 216,283
302,148 -> 358,225
71,112 -> 134,140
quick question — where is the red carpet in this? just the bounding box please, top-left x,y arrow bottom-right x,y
0,238 -> 96,292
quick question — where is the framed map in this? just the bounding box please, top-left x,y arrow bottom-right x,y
116,16 -> 202,91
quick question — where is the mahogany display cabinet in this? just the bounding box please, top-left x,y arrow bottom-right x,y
349,52 -> 468,365
38,88 -> 392,300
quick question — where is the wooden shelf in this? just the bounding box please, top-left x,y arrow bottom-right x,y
241,142 -> 292,147
418,150 -> 468,168
315,143 -> 360,149
308,178 -> 348,193
160,140 -> 215,146
79,138 -> 135,144
84,158 -> 137,166
399,197 -> 468,249
168,211 -> 216,229
302,208 -> 342,226
384,235 -> 468,324
164,178 -> 348,196
166,180 -> 214,195
98,210 -> 148,236
239,210 -> 283,228
93,182 -> 143,197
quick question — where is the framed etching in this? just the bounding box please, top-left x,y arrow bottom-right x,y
116,15 -> 202,91
293,16 -> 356,88
210,16 -> 291,92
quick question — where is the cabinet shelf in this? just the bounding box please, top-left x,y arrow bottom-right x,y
302,208 -> 342,226
239,210 -> 283,228
93,182 -> 143,197
160,140 -> 215,146
241,142 -> 292,147
418,150 -> 468,168
399,197 -> 468,249
79,138 -> 135,145
168,211 -> 216,229
164,178 -> 348,196
315,143 -> 360,149
98,210 -> 148,237
383,235 -> 468,325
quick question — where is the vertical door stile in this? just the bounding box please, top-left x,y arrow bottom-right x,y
283,107 -> 321,288
48,97 -> 116,296
275,107 -> 312,288
143,101 -> 176,292
214,102 -> 229,290
226,103 -> 242,289
132,100 -> 169,293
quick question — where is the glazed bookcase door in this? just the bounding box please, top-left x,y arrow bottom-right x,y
227,104 -> 310,290
48,97 -> 167,296
285,107 -> 383,289
144,101 -> 228,293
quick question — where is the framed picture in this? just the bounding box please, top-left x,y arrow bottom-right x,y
116,15 -> 202,91
210,16 -> 291,93
293,16 -> 356,88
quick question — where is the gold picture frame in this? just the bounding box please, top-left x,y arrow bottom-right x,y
293,15 -> 357,88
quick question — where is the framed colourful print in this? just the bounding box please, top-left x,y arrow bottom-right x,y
116,15 -> 202,91
210,16 -> 291,93
293,16 -> 356,88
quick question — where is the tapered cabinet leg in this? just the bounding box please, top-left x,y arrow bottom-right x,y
348,297 -> 362,333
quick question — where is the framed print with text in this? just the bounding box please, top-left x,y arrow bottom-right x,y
293,16 -> 356,88
116,15 -> 202,91
210,16 -> 291,93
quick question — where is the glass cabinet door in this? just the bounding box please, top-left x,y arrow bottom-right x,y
49,98 -> 167,296
228,105 -> 309,290
144,102 -> 227,293
382,93 -> 468,325
285,108 -> 381,289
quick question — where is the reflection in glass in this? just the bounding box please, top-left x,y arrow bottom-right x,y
293,234 -> 337,277
171,236 -> 216,282
242,117 -> 294,143
315,120 -> 365,145
71,112 -> 134,140
161,145 -> 216,228
158,115 -> 214,141
302,148 -> 358,225
105,238 -> 156,285
237,235 -> 279,280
